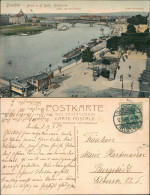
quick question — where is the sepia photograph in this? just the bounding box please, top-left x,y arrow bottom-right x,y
0,0 -> 150,98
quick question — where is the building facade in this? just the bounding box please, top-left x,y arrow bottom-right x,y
54,17 -> 68,21
0,15 -> 9,26
10,79 -> 31,97
28,71 -> 54,92
80,15 -> 90,20
134,24 -> 148,33
9,9 -> 28,24
80,15 -> 102,21
116,17 -> 127,24
31,15 -> 37,23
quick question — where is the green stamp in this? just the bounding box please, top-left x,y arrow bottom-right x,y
113,103 -> 143,134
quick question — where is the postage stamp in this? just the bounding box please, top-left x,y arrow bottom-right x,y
113,103 -> 143,134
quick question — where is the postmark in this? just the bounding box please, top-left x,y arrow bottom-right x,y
113,103 -> 143,134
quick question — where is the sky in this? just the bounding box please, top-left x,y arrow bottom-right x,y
1,0 -> 150,14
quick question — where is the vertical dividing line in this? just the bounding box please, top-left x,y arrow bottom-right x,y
77,129 -> 78,164
0,99 -> 1,195
74,126 -> 76,184
77,128 -> 79,180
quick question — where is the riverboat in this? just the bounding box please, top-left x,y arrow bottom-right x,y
58,25 -> 69,31
62,47 -> 82,63
19,33 -> 29,36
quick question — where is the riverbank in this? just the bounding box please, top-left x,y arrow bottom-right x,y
1,49 -> 149,97
31,50 -> 149,98
110,23 -> 127,36
0,24 -> 52,36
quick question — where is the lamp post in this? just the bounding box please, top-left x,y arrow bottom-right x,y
120,74 -> 123,97
131,81 -> 133,90
129,81 -> 133,97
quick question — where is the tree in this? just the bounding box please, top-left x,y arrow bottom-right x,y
144,28 -> 149,33
107,36 -> 119,50
82,47 -> 94,68
127,15 -> 147,25
127,24 -> 136,33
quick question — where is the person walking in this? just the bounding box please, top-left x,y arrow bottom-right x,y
58,66 -> 62,73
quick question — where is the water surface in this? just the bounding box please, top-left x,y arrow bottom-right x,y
0,23 -> 110,79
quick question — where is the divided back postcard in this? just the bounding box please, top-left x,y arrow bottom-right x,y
0,0 -> 150,195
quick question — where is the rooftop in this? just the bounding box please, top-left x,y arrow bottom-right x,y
81,15 -> 90,17
33,73 -> 48,80
9,9 -> 26,18
31,15 -> 37,18
103,51 -> 121,59
11,79 -> 29,88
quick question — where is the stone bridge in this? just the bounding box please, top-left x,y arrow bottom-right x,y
51,19 -> 108,28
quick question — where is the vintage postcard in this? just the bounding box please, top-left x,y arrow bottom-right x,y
0,0 -> 150,97
1,98 -> 149,194
0,1 -> 150,195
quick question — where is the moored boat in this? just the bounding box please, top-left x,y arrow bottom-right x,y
62,47 -> 82,63
19,33 -> 29,36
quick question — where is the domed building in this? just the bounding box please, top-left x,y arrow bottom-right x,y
9,9 -> 28,24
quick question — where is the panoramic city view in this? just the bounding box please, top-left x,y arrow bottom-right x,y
0,0 -> 150,97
